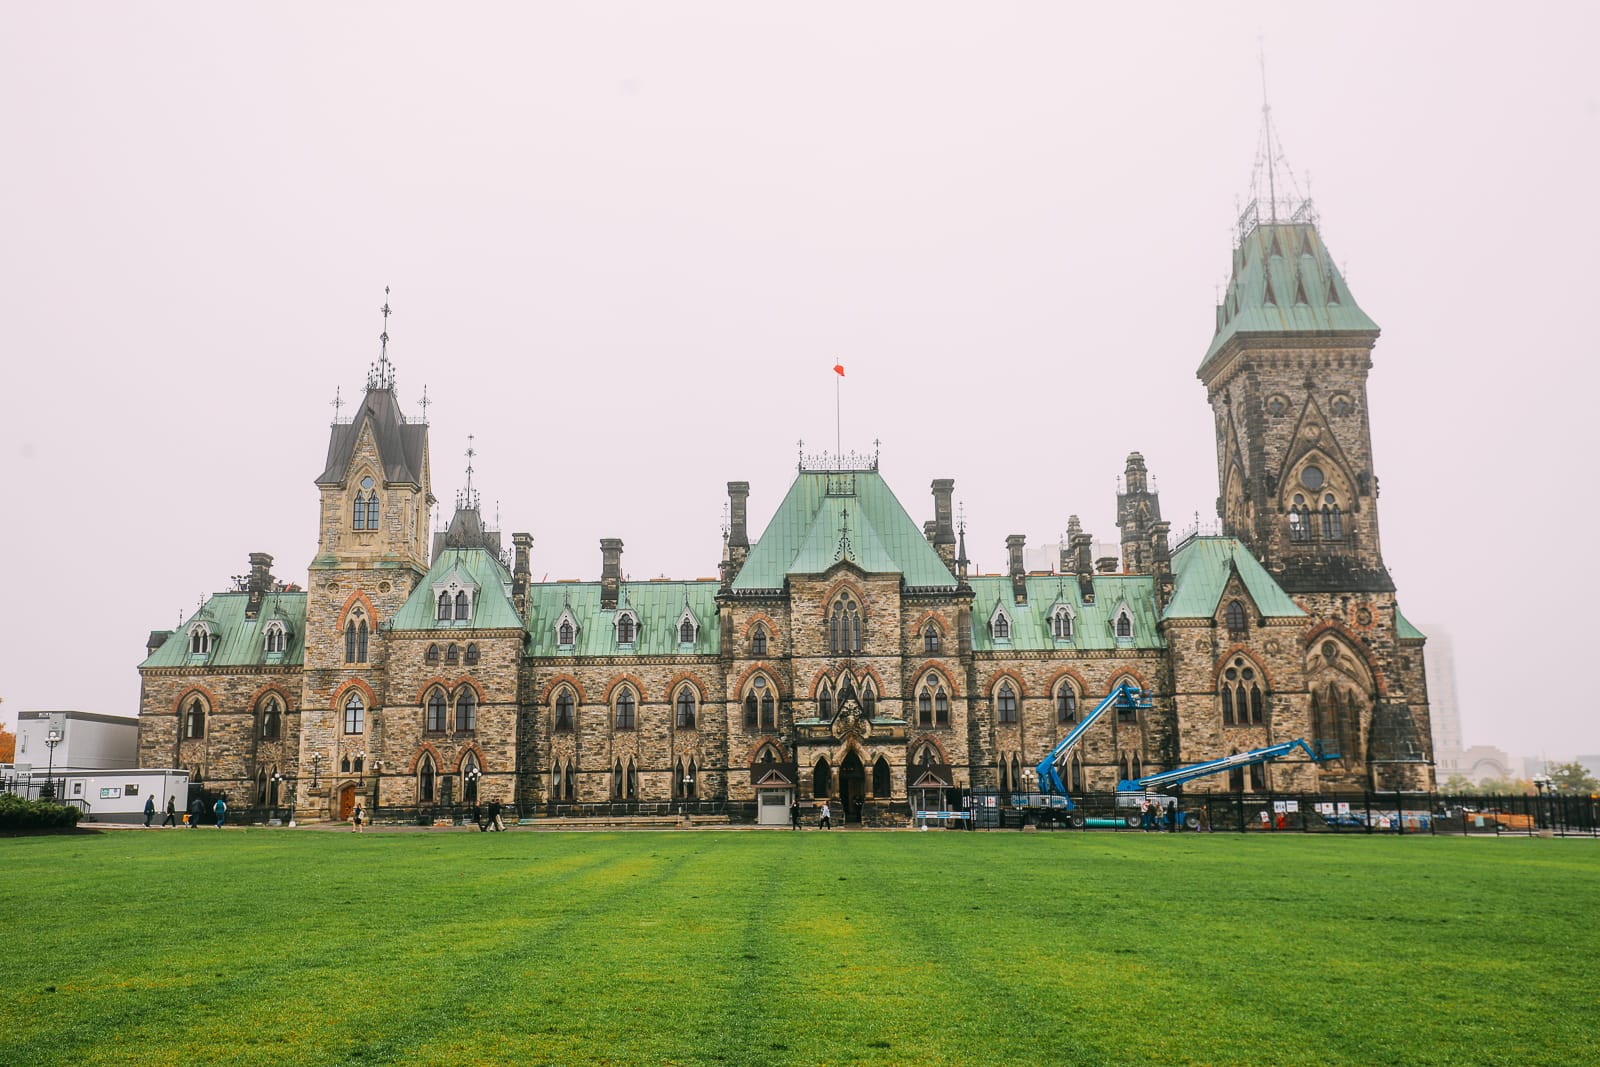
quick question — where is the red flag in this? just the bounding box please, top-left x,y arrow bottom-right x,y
833,364 -> 845,377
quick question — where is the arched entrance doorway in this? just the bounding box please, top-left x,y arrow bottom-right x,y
839,752 -> 866,823
338,783 -> 357,821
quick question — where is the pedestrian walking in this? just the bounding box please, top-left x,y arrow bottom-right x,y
790,799 -> 800,830
352,802 -> 364,833
214,795 -> 227,828
143,795 -> 156,828
189,797 -> 204,828
1166,800 -> 1178,833
488,799 -> 505,832
819,801 -> 832,830
161,796 -> 177,827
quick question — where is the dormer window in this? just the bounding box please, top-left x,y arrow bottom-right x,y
990,605 -> 1011,642
676,607 -> 699,646
432,574 -> 479,625
1114,609 -> 1133,640
615,611 -> 638,645
1050,605 -> 1074,640
555,609 -> 579,649
188,623 -> 212,657
264,621 -> 288,654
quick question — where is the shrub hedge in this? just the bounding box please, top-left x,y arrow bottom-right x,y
0,793 -> 83,831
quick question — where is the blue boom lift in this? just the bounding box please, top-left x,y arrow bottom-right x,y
1011,682 -> 1152,827
1013,681 -> 1337,828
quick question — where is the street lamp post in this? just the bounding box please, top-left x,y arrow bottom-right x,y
43,727 -> 63,801
1533,775 -> 1551,831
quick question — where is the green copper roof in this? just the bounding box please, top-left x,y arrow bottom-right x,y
733,469 -> 956,591
525,581 -> 721,657
968,575 -> 1163,652
1395,607 -> 1425,641
1201,222 -> 1379,372
1165,537 -> 1304,621
141,592 -> 308,669
391,547 -> 522,630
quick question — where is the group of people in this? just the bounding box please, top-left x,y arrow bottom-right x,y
142,794 -> 225,828
787,800 -> 833,829
1138,797 -> 1179,832
474,800 -> 507,832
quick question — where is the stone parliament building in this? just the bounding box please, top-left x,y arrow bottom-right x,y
136,202 -> 1435,825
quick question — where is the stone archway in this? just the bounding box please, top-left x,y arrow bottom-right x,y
839,751 -> 866,823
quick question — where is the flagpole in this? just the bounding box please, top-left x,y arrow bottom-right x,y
836,373 -> 841,464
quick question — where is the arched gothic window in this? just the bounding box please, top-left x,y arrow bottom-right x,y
1055,683 -> 1078,724
919,675 -> 950,727
862,684 -> 877,717
345,614 -> 369,664
750,625 -> 767,656
818,683 -> 833,721
679,617 -> 696,644
426,689 -> 447,733
454,591 -> 470,621
614,689 -> 636,730
183,698 -> 206,739
554,689 -> 574,732
992,612 -> 1011,641
445,644 -> 459,665
616,613 -> 636,644
1220,657 -> 1264,725
425,643 -> 440,664
418,754 -> 436,803
1226,599 -> 1248,634
353,477 -> 379,531
558,619 -> 574,645
1115,612 -> 1132,639
1289,494 -> 1312,542
743,692 -> 758,729
260,697 -> 282,741
872,757 -> 891,797
189,625 -> 210,656
997,681 -> 1017,724
1321,495 -> 1344,540
455,688 -> 477,732
343,693 -> 364,734
264,623 -> 287,654
761,689 -> 776,730
829,594 -> 863,654
676,687 -> 697,729
924,624 -> 941,653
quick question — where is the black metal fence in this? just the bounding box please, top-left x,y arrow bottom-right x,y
976,790 -> 1600,837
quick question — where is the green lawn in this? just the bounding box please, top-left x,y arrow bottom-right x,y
1,829 -> 1595,1066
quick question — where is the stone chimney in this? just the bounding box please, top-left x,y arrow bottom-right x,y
1095,556 -> 1120,574
245,552 -> 275,619
930,479 -> 957,569
1007,534 -> 1027,604
512,532 -> 533,617
1072,532 -> 1095,602
1149,521 -> 1174,612
727,482 -> 750,574
600,538 -> 623,610
1062,515 -> 1083,574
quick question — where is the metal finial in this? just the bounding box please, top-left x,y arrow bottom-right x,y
418,384 -> 431,423
369,286 -> 396,390
835,505 -> 854,562
460,435 -> 477,510
330,385 -> 343,424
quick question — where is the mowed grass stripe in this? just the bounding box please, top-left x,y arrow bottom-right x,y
2,831 -> 1597,1066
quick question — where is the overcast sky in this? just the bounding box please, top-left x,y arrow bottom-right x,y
2,4 -> 1596,760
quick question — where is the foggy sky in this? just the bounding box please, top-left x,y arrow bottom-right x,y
2,4 -> 1596,759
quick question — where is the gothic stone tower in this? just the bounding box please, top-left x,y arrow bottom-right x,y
297,346 -> 433,817
1199,208 -> 1432,790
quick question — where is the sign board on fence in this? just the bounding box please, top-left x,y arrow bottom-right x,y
1337,802 -> 1351,815
1273,801 -> 1287,813
1285,800 -> 1299,813
1316,802 -> 1333,815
